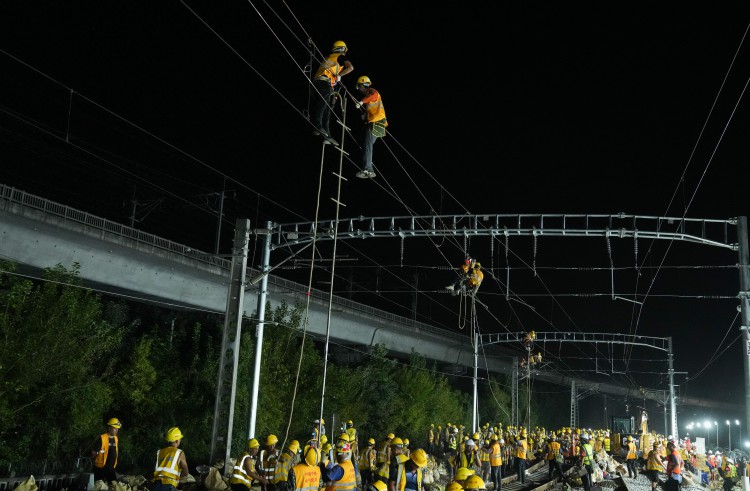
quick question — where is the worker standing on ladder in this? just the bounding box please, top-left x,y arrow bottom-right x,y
354,75 -> 387,179
311,40 -> 353,146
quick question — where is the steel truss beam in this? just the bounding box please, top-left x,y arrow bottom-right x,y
271,213 -> 738,251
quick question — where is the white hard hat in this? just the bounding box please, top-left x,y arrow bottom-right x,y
466,439 -> 475,447
499,438 -> 505,444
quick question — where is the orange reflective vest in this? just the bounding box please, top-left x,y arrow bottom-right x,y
515,439 -> 527,459
666,450 -> 682,477
490,442 -> 502,466
93,434 -> 118,469
293,463 -> 321,491
546,442 -> 560,461
361,89 -> 387,125
314,53 -> 345,87
626,443 -> 637,460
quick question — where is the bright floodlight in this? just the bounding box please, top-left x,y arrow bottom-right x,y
727,420 -> 731,425
736,420 -> 741,425
714,421 -> 718,426
745,441 -> 750,448
704,420 -> 711,427
697,422 -> 702,428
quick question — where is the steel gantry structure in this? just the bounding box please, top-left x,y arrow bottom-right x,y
210,213 -> 749,467
476,331 -> 676,436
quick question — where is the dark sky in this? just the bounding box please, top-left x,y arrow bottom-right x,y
2,3 -> 750,429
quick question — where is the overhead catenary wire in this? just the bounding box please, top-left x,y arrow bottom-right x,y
624,19 -> 750,364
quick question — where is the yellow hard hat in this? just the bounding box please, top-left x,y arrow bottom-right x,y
322,443 -> 332,453
628,436 -> 633,442
266,434 -> 278,445
338,433 -> 350,442
403,438 -> 410,445
248,438 -> 260,449
107,418 -> 122,429
411,448 -> 428,468
455,467 -> 475,481
368,438 -> 376,445
332,40 -> 347,53
370,482 -> 387,491
392,437 -> 404,446
473,432 -> 480,440
289,440 -> 300,453
320,435 -> 328,445
387,433 -> 395,439
321,418 -> 325,425
446,483 -> 464,491
304,446 -> 320,466
464,475 -> 486,490
357,75 -> 372,88
165,427 -> 184,442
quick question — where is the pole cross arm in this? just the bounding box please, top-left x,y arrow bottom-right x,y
479,331 -> 670,352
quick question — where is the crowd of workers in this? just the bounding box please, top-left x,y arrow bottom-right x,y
90,417 -> 750,491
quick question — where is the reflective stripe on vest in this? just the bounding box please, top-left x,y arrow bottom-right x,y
154,448 -> 182,486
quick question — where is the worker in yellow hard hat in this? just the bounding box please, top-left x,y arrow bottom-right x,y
152,427 -> 189,491
359,438 -> 377,489
91,417 -> 122,483
231,438 -> 268,491
256,435 -> 279,491
311,40 -> 353,147
390,448 -> 427,491
377,434 -> 395,467
324,437 -> 356,491
290,446 -> 321,491
273,440 -> 300,489
515,429 -> 528,484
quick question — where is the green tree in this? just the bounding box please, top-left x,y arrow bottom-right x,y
0,262 -> 129,460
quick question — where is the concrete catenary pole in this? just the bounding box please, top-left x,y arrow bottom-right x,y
668,337 -> 677,439
737,217 -> 750,436
473,331 -> 479,432
248,221 -> 272,438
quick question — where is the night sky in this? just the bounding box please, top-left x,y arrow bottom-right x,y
2,3 -> 750,432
